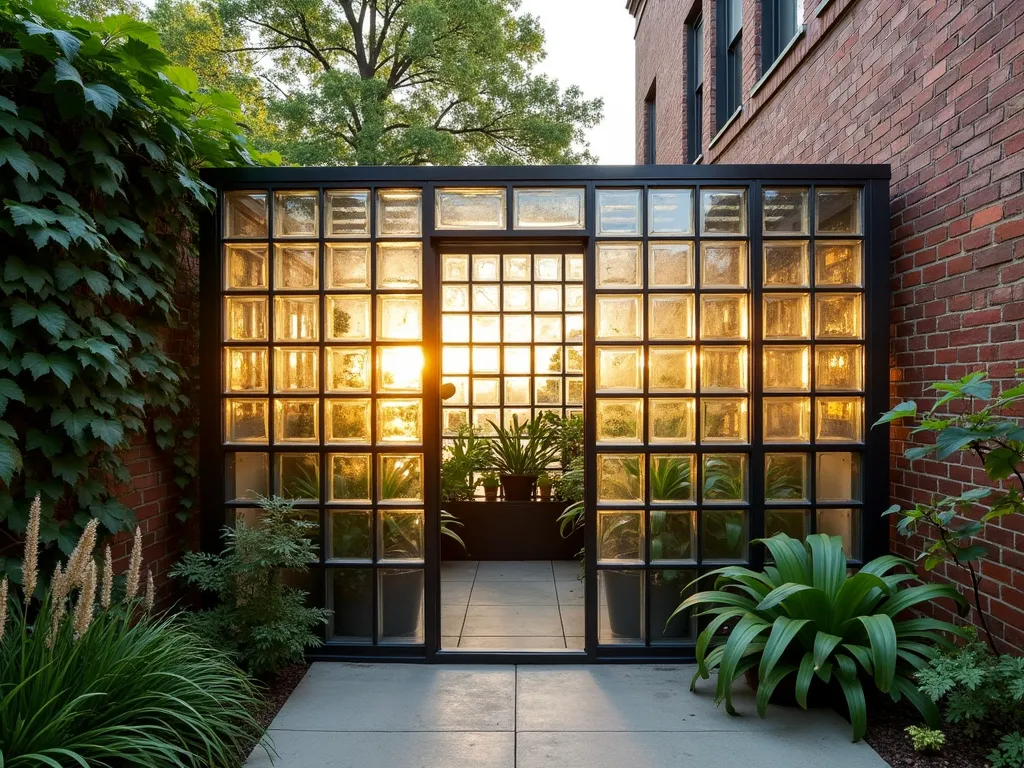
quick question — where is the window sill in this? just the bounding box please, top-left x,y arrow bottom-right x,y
708,107 -> 743,150
814,0 -> 837,16
750,26 -> 807,97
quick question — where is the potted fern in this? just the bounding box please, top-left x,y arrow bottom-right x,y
486,415 -> 559,502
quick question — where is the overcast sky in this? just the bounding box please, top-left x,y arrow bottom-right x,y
517,0 -> 636,165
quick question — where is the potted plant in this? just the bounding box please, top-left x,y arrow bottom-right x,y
537,473 -> 553,500
486,414 -> 558,502
440,426 -> 489,502
480,472 -> 500,501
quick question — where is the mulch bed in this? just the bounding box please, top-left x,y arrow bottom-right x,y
237,662 -> 310,765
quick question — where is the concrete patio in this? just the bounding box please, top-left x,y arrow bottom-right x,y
245,663 -> 889,767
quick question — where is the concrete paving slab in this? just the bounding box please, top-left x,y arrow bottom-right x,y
469,580 -> 559,606
268,663 -> 515,732
565,636 -> 585,649
441,606 -> 468,636
441,561 -> 479,581
475,561 -> 555,581
248,730 -> 514,768
441,581 -> 473,604
552,561 -> 582,580
559,605 -> 584,635
463,605 -> 564,636
555,579 -> 585,604
458,636 -> 567,649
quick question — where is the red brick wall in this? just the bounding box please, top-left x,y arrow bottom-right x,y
632,0 -> 1024,650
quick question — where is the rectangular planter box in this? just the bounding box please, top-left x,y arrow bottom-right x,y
441,500 -> 584,561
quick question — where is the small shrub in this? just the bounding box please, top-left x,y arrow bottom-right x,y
553,456 -> 584,503
440,427 -> 489,502
990,732 -> 1024,768
172,495 -> 331,677
905,726 -> 945,753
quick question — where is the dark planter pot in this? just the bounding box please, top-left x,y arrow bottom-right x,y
603,570 -> 642,638
743,667 -> 830,708
441,501 -> 584,560
332,569 -> 422,640
483,486 -> 499,501
500,474 -> 536,502
647,576 -> 690,642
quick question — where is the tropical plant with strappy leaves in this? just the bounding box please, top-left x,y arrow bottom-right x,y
672,533 -> 969,742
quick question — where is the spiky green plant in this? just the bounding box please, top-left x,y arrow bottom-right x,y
673,533 -> 969,741
486,415 -> 558,476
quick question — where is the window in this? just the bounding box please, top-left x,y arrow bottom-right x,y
762,0 -> 798,72
687,16 -> 704,162
644,88 -> 657,164
716,0 -> 742,128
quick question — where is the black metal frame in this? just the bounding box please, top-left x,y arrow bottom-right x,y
200,164 -> 891,664
761,0 -> 798,74
686,14 -> 704,163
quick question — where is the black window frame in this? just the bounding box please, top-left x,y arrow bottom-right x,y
687,15 -> 704,163
762,0 -> 798,73
644,87 -> 657,165
716,0 -> 743,129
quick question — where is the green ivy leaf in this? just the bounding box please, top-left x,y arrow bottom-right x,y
5,201 -> 57,227
83,83 -> 121,118
54,57 -> 82,85
51,406 -> 91,440
0,48 -> 24,71
0,379 -> 25,414
0,138 -> 38,179
22,21 -> 82,60
89,417 -> 123,447
0,438 -> 22,485
984,447 -> 1020,481
873,400 -> 916,427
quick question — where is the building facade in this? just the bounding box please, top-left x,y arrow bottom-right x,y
628,0 -> 1024,650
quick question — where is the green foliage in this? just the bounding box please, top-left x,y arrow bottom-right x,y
486,414 -> 558,477
990,732 -> 1024,768
541,412 -> 584,468
0,0 -> 272,577
676,533 -> 970,742
480,471 -> 499,489
904,726 -> 945,753
171,496 -> 330,676
553,456 -> 584,503
536,473 -> 552,489
650,455 -> 692,501
440,426 -> 489,502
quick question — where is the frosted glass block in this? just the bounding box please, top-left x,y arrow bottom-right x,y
596,399 -> 643,444
815,397 -> 863,442
377,189 -> 422,236
650,455 -> 695,503
566,253 -> 585,282
649,398 -> 695,444
816,509 -> 860,558
816,452 -> 862,501
503,408 -> 531,428
377,242 -> 422,289
765,453 -> 809,501
472,378 -> 500,405
376,295 -> 422,341
224,348 -> 267,393
565,285 -> 584,311
274,296 -> 318,341
274,243 -> 318,289
443,285 -> 470,313
597,189 -> 642,235
565,314 -> 584,341
763,241 -> 810,287
443,347 -> 470,376
763,345 -> 810,392
597,455 -> 644,504
816,345 -> 864,391
535,254 -> 562,281
649,346 -> 695,392
700,242 -> 748,288
763,187 -> 809,234
378,346 -> 424,392
702,510 -> 747,560
442,253 -> 469,281
700,346 -> 748,393
472,284 -> 500,312
326,399 -> 371,444
274,347 -> 318,392
329,454 -> 371,502
703,454 -> 747,501
598,510 -> 643,560
815,293 -> 863,339
435,187 -> 506,229
473,254 -> 500,281
700,398 -> 748,443
443,376 -> 469,405
225,244 -> 268,289
648,188 -> 694,235
442,408 -> 469,435
326,295 -> 370,341
763,397 -> 811,443
504,346 -> 532,374
379,455 -> 423,502
274,398 -> 318,443
534,315 -> 562,343
815,241 -> 862,287
504,315 -> 532,343
536,346 -> 562,374
765,509 -> 810,541
223,191 -> 266,238
816,188 -> 861,234
566,346 -> 584,374
378,567 -> 424,643
472,346 -> 500,374
505,377 -> 531,405
598,570 -> 643,644
596,242 -> 642,288
274,190 -> 318,238
596,295 -> 642,341
535,377 -> 562,405
503,284 -> 531,312
377,399 -> 423,444
327,347 -> 371,393
325,189 -> 369,236
700,188 -> 747,235
649,294 -> 694,340
226,452 -> 268,500
224,399 -> 268,443
535,284 -> 563,312
442,313 -> 469,343
326,243 -> 371,289
503,254 -> 531,281
225,297 -> 267,341
700,294 -> 748,340
472,314 -> 501,343
597,346 -> 642,392
566,378 -> 584,405
649,242 -> 694,288
513,187 -> 585,229
277,453 -> 319,500
329,512 -> 372,564
379,509 -> 424,560
763,293 -> 811,339
472,409 -> 500,435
